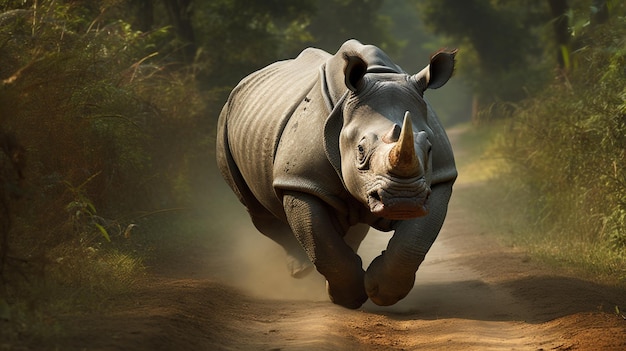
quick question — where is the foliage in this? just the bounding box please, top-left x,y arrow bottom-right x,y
0,0 -> 211,327
495,17 -> 626,272
378,1 -> 473,126
191,0 -> 401,87
0,2 -> 406,341
0,0 -> 440,345
415,0 -> 551,109
308,0 -> 399,54
192,0 -> 318,86
64,172 -> 111,242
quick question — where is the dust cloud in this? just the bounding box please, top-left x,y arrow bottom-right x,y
204,204 -> 506,318
202,184 -> 399,304
224,221 -> 328,301
202,174 -> 466,312
200,186 -> 328,301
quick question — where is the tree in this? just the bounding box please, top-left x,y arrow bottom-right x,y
415,0 -> 550,119
112,0 -> 398,89
590,0 -> 609,25
548,0 -> 571,69
193,0 -> 317,87
548,0 -> 622,73
308,0 -> 399,55
163,0 -> 196,63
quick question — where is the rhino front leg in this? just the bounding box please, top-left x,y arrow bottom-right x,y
283,191 -> 367,309
364,182 -> 453,306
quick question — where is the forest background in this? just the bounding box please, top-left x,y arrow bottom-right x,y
0,0 -> 624,341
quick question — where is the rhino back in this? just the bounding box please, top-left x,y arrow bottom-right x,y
220,48 -> 331,218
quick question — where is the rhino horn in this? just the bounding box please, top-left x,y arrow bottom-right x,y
388,112 -> 420,177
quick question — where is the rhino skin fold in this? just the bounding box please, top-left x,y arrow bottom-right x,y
216,39 -> 457,309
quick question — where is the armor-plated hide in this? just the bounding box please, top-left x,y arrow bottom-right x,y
216,39 -> 457,308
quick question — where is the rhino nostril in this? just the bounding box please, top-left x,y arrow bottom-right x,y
370,190 -> 381,202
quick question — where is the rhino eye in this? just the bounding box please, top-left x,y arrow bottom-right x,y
356,138 -> 370,169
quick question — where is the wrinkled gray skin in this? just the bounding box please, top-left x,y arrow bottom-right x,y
216,39 -> 457,309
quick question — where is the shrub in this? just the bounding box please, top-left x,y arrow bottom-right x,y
0,1 -> 210,305
498,19 -> 626,259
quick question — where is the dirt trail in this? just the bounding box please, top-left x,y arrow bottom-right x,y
55,128 -> 625,350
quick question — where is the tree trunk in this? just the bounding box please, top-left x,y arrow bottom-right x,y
590,0 -> 609,26
548,0 -> 570,69
163,0 -> 196,63
134,0 -> 154,32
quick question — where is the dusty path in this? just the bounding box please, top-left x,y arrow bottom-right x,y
53,128 -> 625,350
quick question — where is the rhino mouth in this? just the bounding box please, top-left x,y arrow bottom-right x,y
367,177 -> 431,220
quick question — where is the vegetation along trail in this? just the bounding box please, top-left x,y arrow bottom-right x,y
2,2 -> 625,350
38,126 -> 623,351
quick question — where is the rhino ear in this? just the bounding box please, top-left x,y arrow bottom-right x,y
323,92 -> 350,178
343,53 -> 367,92
415,49 -> 457,90
323,106 -> 343,177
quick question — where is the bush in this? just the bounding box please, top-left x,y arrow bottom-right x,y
0,1 -> 211,314
497,19 -> 626,263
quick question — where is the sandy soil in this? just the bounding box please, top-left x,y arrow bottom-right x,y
39,129 -> 626,350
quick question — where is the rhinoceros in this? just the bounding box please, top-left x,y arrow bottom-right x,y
216,39 -> 457,309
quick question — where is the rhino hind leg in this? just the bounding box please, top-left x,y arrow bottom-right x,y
248,211 -> 313,278
287,251 -> 314,278
217,121 -> 312,277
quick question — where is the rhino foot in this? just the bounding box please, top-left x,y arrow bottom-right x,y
325,268 -> 368,309
287,254 -> 314,278
326,279 -> 368,309
364,255 -> 415,306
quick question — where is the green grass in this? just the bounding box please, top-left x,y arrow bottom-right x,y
454,123 -> 626,285
452,122 -> 509,185
0,244 -> 145,345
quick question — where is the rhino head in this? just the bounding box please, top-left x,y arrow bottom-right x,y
323,42 -> 456,220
